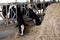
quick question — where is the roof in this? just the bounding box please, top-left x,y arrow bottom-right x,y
0,0 -> 27,3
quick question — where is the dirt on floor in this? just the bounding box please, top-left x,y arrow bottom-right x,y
0,3 -> 60,40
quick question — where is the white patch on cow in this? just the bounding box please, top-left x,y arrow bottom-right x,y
33,9 -> 39,15
0,17 -> 3,20
33,19 -> 36,24
40,9 -> 43,14
36,9 -> 43,15
27,4 -> 32,9
20,24 -> 24,35
38,10 -> 40,13
36,10 -> 40,15
7,12 -> 10,18
36,10 -> 39,15
36,11 -> 39,15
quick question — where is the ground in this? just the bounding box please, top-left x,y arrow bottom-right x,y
0,3 -> 60,40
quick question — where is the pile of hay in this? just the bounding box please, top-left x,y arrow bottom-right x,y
2,3 -> 60,40
35,3 -> 60,40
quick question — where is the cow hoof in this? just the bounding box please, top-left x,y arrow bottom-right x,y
20,33 -> 24,36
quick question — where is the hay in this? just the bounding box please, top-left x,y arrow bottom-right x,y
35,3 -> 60,40
1,3 -> 60,40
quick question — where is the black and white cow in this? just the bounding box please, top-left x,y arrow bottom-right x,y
2,5 -> 25,35
8,5 -> 25,35
2,5 -> 10,18
20,4 -> 41,25
29,8 -> 41,25
2,4 -> 41,36
16,5 -> 25,35
15,4 -> 41,35
27,4 -> 41,25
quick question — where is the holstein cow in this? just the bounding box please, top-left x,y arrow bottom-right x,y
2,5 -> 25,35
15,4 -> 41,35
16,5 -> 25,35
2,5 -> 10,24
2,4 -> 41,36
32,3 -> 46,22
27,4 -> 41,25
20,4 -> 41,25
8,5 -> 25,36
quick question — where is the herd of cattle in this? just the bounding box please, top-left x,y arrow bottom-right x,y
1,2 -> 50,35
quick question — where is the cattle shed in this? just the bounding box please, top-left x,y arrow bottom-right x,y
0,0 -> 60,26
0,0 -> 60,40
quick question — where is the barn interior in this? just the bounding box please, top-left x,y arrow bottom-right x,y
0,0 -> 60,40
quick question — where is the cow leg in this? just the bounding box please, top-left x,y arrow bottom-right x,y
17,23 -> 25,36
20,24 -> 24,36
33,19 -> 36,24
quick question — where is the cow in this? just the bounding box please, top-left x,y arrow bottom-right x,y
20,4 -> 41,25
27,4 -> 41,25
2,5 -> 10,18
15,4 -> 41,35
1,5 -> 10,24
31,3 -> 46,22
7,5 -> 25,36
2,5 -> 28,36
16,5 -> 25,35
1,4 -> 41,36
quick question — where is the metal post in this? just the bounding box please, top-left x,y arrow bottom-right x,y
53,0 -> 56,3
40,3 -> 42,14
26,0 -> 30,18
43,0 -> 45,13
58,0 -> 60,2
16,0 -> 17,20
6,5 -> 8,26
